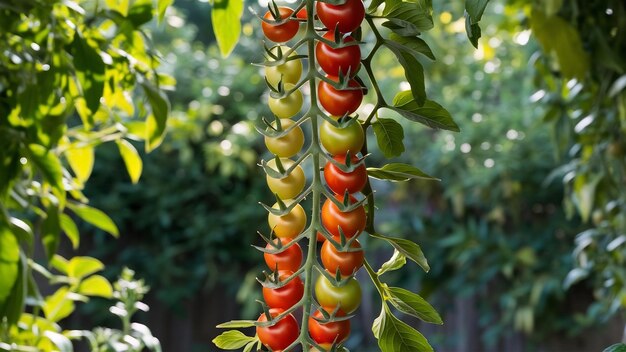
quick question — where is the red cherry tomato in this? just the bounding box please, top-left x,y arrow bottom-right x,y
262,7 -> 299,43
297,8 -> 308,20
263,270 -> 304,310
318,76 -> 363,116
324,154 -> 367,195
321,194 -> 366,239
321,239 -> 364,276
257,308 -> 300,351
264,238 -> 303,272
308,309 -> 350,345
316,0 -> 365,33
316,31 -> 361,77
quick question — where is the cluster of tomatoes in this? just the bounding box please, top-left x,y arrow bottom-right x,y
257,0 -> 367,351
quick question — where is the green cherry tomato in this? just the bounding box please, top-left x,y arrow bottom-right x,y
268,200 -> 307,238
265,119 -> 305,158
265,45 -> 303,88
320,117 -> 364,156
266,158 -> 306,199
269,83 -> 303,119
315,274 -> 361,314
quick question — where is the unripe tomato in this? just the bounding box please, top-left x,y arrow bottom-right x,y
321,239 -> 364,277
319,117 -> 364,156
269,83 -> 303,119
265,45 -> 303,88
316,0 -> 365,34
321,194 -> 366,239
324,154 -> 367,195
265,119 -> 304,158
263,270 -> 304,310
308,309 -> 350,345
315,274 -> 361,313
264,238 -> 303,272
318,76 -> 363,116
268,200 -> 307,238
257,308 -> 299,351
316,32 -> 361,77
266,158 -> 306,199
262,7 -> 299,43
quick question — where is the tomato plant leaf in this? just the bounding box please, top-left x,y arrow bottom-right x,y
68,256 -> 105,279
212,330 -> 256,349
377,305 -> 434,352
66,145 -> 95,184
43,287 -> 75,323
382,1 -> 433,35
211,0 -> 244,58
367,163 -> 437,182
372,118 -> 405,158
377,249 -> 406,275
60,214 -> 80,249
464,0 -> 490,47
116,139 -> 143,184
386,44 -> 426,106
386,34 -> 435,61
216,320 -> 256,328
371,233 -> 430,272
67,203 -> 119,237
387,287 -> 443,324
603,343 -> 626,352
390,91 -> 460,131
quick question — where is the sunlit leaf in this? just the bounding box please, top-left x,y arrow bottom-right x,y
391,91 -> 459,131
367,163 -> 437,182
68,256 -> 104,279
371,233 -> 430,272
67,203 -> 119,237
387,287 -> 443,324
0,227 -> 19,307
60,214 -> 80,249
142,82 -> 170,152
212,330 -> 256,349
78,275 -> 113,298
212,0 -> 244,57
377,250 -> 406,275
116,139 -> 143,183
376,305 -> 433,352
66,145 -> 94,183
157,0 -> 174,22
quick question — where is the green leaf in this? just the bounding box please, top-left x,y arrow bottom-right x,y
116,139 -> 143,184
386,34 -> 435,61
603,343 -> 626,352
44,331 -> 73,352
213,330 -> 256,349
464,0 -> 490,47
157,0 -> 174,22
105,0 -> 129,16
42,206 -> 61,262
377,249 -> 406,275
26,144 -> 65,205
60,214 -> 79,249
78,275 -> 113,298
385,45 -> 426,106
67,203 -> 119,237
50,255 -> 69,275
368,0 -> 385,12
372,118 -> 405,158
128,0 -> 153,27
371,233 -> 430,272
372,308 -> 384,338
367,163 -> 437,182
377,305 -> 433,352
390,91 -> 459,131
142,82 -> 171,152
572,174 -> 601,223
43,287 -> 75,322
211,0 -> 244,57
530,9 -> 589,80
0,247 -> 24,326
216,320 -> 256,328
9,217 -> 33,246
382,1 -> 433,35
387,287 -> 442,324
66,145 -> 95,184
71,33 -> 105,117
67,256 -> 104,279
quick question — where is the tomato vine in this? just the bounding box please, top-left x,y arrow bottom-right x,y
213,0 -> 490,351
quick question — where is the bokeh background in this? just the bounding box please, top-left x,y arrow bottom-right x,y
53,0 -> 626,351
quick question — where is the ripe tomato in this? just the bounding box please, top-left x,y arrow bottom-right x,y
321,239 -> 364,277
319,117 -> 364,156
297,8 -> 307,20
268,200 -> 307,238
316,32 -> 361,77
257,308 -> 300,351
318,76 -> 363,116
262,7 -> 299,43
315,274 -> 361,313
265,45 -> 302,88
316,0 -> 364,34
263,270 -> 304,310
308,309 -> 350,345
266,158 -> 306,200
265,119 -> 304,158
321,194 -> 366,239
264,238 -> 303,272
269,83 -> 303,119
324,155 -> 367,195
